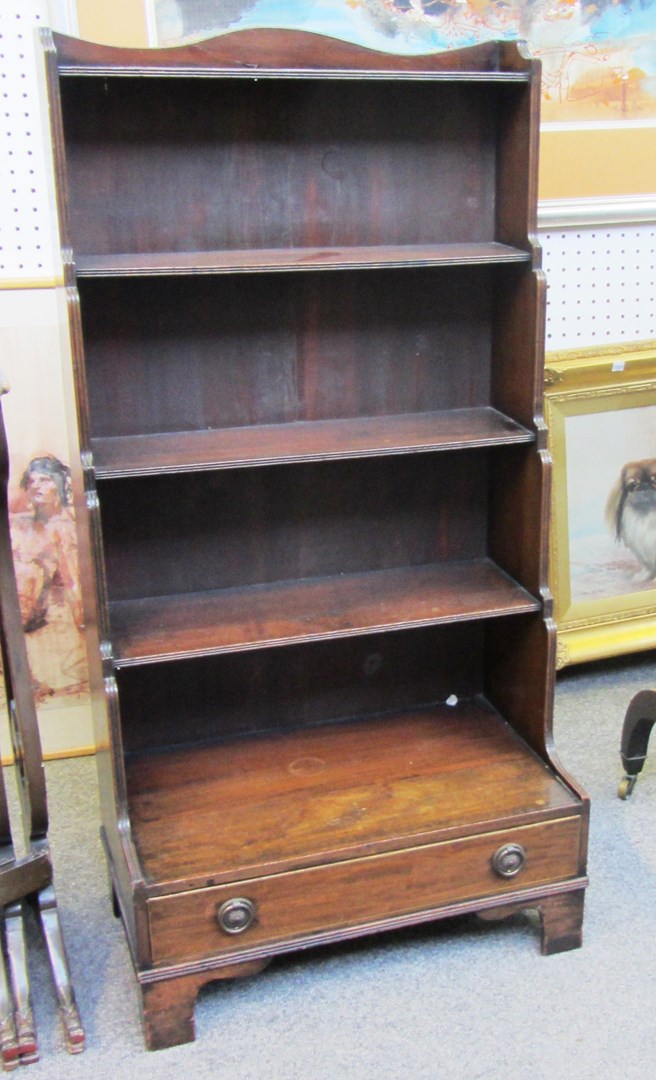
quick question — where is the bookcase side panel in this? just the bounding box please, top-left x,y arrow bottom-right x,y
495,74 -> 541,253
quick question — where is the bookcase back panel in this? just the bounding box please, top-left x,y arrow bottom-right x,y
80,268 -> 493,436
61,78 -> 498,255
98,452 -> 488,601
117,622 -> 485,754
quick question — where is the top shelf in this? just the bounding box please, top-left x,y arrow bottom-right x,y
60,68 -> 531,83
74,242 -> 531,278
49,29 -> 536,83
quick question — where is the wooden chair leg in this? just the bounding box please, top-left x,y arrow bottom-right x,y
3,903 -> 38,1065
36,885 -> 85,1054
536,890 -> 584,956
618,689 -> 656,798
0,945 -> 19,1071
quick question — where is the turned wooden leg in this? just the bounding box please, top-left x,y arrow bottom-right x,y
536,890 -> 584,955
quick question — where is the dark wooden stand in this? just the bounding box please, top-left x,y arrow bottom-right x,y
0,385 -> 84,1067
618,689 -> 656,798
41,29 -> 589,1051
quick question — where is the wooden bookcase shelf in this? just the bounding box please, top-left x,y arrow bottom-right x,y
43,27 -> 588,1052
74,242 -> 530,277
91,408 -> 534,478
108,557 -> 540,665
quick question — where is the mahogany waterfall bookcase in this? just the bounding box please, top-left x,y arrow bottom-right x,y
41,28 -> 589,1050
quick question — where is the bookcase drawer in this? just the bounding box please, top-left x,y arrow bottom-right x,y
148,816 -> 582,966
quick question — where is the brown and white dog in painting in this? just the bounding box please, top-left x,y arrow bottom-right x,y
605,459 -> 656,580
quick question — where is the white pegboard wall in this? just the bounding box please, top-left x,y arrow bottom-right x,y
0,1 -> 64,285
541,223 -> 656,351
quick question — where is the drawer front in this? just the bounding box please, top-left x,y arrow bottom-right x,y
148,817 -> 581,967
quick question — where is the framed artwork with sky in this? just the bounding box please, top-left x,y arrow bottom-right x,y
74,0 -> 656,199
150,0 -> 656,122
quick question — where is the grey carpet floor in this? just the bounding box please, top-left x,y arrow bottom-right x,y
10,652 -> 656,1079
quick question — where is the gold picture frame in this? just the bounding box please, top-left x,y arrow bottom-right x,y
545,341 -> 656,668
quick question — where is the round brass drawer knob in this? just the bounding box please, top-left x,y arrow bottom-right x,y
216,897 -> 257,935
492,843 -> 526,878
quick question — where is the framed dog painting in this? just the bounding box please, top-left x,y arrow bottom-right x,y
545,341 -> 656,668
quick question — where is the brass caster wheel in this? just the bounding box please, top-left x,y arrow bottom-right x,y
618,774 -> 637,799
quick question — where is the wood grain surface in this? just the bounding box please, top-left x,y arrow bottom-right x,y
126,701 -> 579,889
